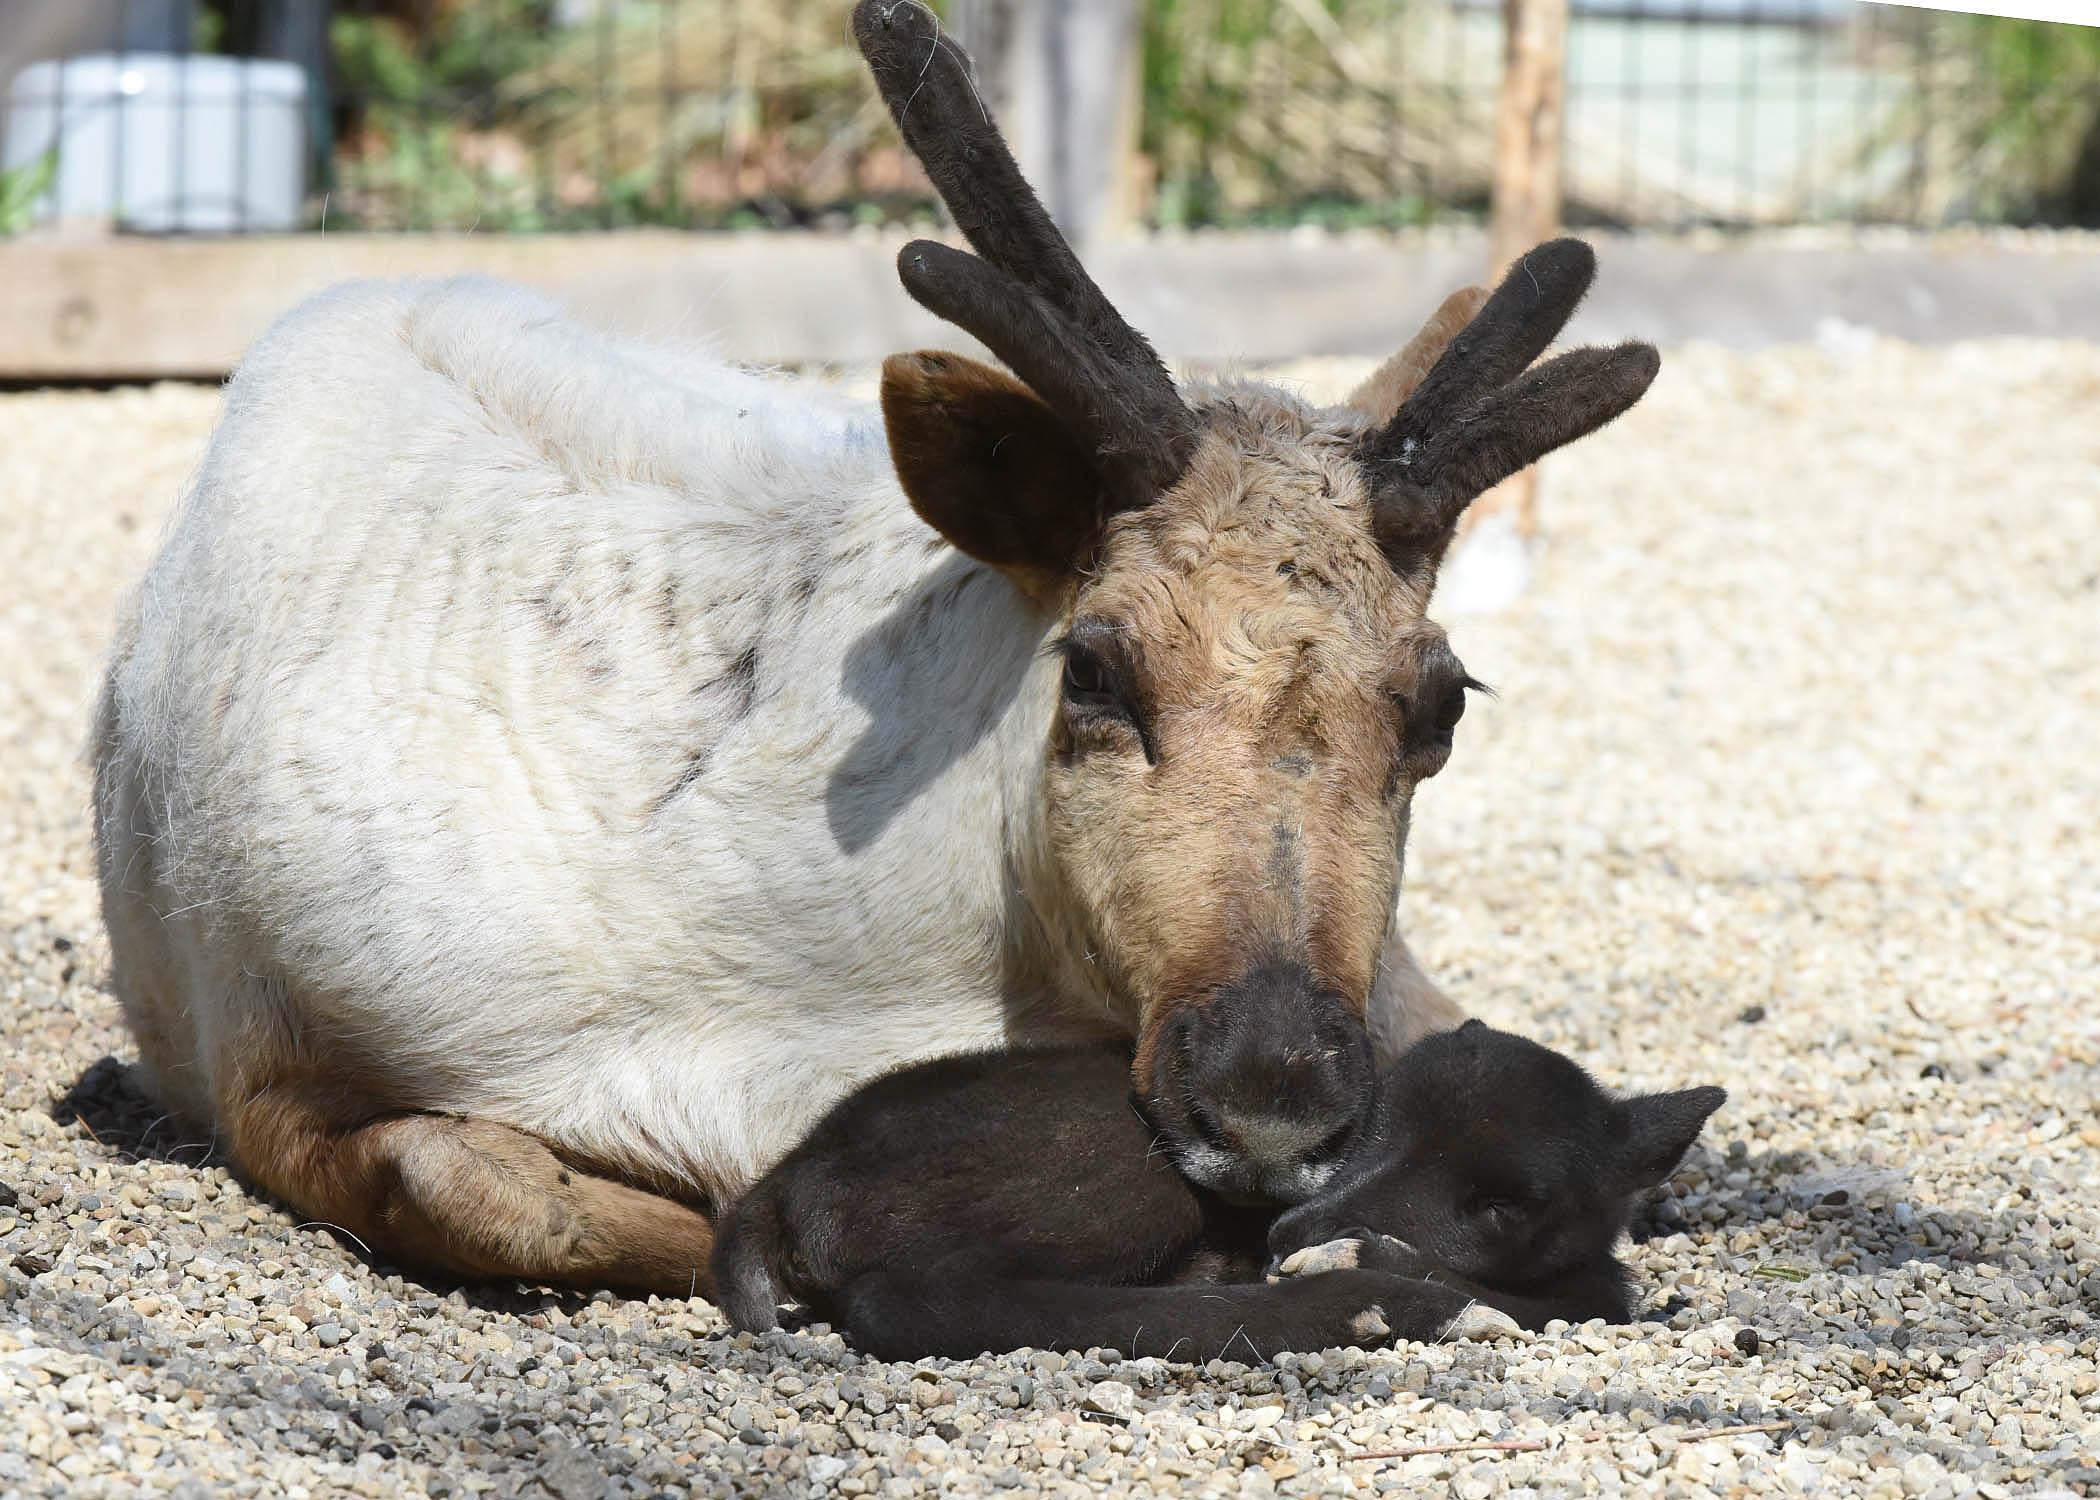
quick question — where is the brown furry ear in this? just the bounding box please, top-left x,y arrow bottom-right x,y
1345,286 -> 1491,425
879,351 -> 1107,589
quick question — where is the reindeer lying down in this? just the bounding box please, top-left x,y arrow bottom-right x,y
714,1021 -> 1724,1361
92,0 -> 1661,1300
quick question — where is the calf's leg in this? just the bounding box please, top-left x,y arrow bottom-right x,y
833,1254 -> 1491,1363
1277,1231 -> 1627,1328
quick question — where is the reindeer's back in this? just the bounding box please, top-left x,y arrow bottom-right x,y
91,275 -> 930,1183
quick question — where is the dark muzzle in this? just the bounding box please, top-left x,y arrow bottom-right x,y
1144,960 -> 1373,1203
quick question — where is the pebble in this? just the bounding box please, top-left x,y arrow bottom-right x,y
1083,1380 -> 1138,1420
1,345 -> 2096,1496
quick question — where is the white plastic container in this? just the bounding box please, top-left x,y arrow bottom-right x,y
4,53 -> 308,232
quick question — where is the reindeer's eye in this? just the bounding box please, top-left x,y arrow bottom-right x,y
1059,645 -> 1158,764
1398,673 -> 1488,784
1062,650 -> 1111,702
1436,681 -> 1467,735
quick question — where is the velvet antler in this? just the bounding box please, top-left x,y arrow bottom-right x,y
1362,239 -> 1660,563
852,0 -> 1194,509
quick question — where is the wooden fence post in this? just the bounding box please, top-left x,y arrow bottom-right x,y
1450,0 -> 1569,609
1490,0 -> 1569,278
949,0 -> 1144,247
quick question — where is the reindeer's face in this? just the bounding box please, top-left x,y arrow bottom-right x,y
852,0 -> 1656,1203
1043,407 -> 1476,1200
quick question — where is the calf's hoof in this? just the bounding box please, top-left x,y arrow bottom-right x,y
1442,1303 -> 1526,1342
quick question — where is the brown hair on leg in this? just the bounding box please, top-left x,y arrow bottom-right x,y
225,1085 -> 716,1297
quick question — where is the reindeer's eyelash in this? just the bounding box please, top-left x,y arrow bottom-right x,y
1045,617 -> 1138,665
1388,674 -> 1494,706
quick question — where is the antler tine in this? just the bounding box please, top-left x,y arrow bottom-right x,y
899,241 -> 1191,505
1346,285 -> 1492,423
1378,238 -> 1598,454
1370,339 -> 1660,558
1361,239 -> 1658,560
851,0 -> 1169,380
1424,344 -> 1656,525
854,0 -> 1193,508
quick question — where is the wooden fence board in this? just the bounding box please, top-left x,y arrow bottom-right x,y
4,230 -> 2099,380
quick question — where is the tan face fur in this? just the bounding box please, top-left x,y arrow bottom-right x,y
1039,391 -> 1470,1090
862,1 -> 1655,1196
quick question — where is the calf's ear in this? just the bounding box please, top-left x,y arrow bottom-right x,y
1611,1086 -> 1727,1191
880,351 -> 1108,599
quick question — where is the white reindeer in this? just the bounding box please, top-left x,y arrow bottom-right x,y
91,1 -> 1657,1294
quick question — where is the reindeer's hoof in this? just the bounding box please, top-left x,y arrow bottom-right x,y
1442,1303 -> 1525,1342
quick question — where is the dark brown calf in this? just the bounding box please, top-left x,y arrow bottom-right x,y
714,1023 -> 1723,1361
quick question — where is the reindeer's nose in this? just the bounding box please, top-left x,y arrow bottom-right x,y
1158,961 -> 1373,1202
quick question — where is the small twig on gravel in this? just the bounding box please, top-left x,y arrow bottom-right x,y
1344,1420 -> 1794,1463
1347,1438 -> 1549,1460
1679,1421 -> 1795,1442
71,1113 -> 103,1147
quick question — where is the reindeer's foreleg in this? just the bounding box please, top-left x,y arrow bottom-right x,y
226,1086 -> 717,1297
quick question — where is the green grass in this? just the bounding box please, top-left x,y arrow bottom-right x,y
0,149 -> 57,237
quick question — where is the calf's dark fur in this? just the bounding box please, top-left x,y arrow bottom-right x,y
713,1022 -> 1722,1362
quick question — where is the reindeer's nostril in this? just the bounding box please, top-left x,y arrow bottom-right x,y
1192,1041 -> 1365,1174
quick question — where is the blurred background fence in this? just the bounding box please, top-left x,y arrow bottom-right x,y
2,0 -> 2098,240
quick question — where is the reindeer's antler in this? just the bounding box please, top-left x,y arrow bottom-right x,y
853,0 -> 1193,508
1362,239 -> 1660,563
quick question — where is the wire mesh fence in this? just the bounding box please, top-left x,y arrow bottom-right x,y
1146,0 -> 2100,230
2,0 -> 2096,237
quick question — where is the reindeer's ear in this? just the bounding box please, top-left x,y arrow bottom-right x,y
880,351 -> 1106,589
1610,1086 -> 1727,1193
1345,286 -> 1491,425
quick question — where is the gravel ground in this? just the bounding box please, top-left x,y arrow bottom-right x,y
2,335 -> 2097,1498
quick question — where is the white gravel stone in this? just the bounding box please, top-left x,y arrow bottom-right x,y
1,341 -> 2096,1496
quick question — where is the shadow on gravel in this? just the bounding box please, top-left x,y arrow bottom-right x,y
3,1278 -> 691,1496
1621,1143 -> 2095,1347
45,1056 -> 685,1320
1634,1141 -> 2008,1260
48,1055 -> 225,1167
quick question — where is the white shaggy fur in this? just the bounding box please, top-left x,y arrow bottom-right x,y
92,275 -> 1433,1206
93,276 -> 1130,1202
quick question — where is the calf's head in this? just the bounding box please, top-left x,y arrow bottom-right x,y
1270,1022 -> 1726,1286
855,1 -> 1659,1201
